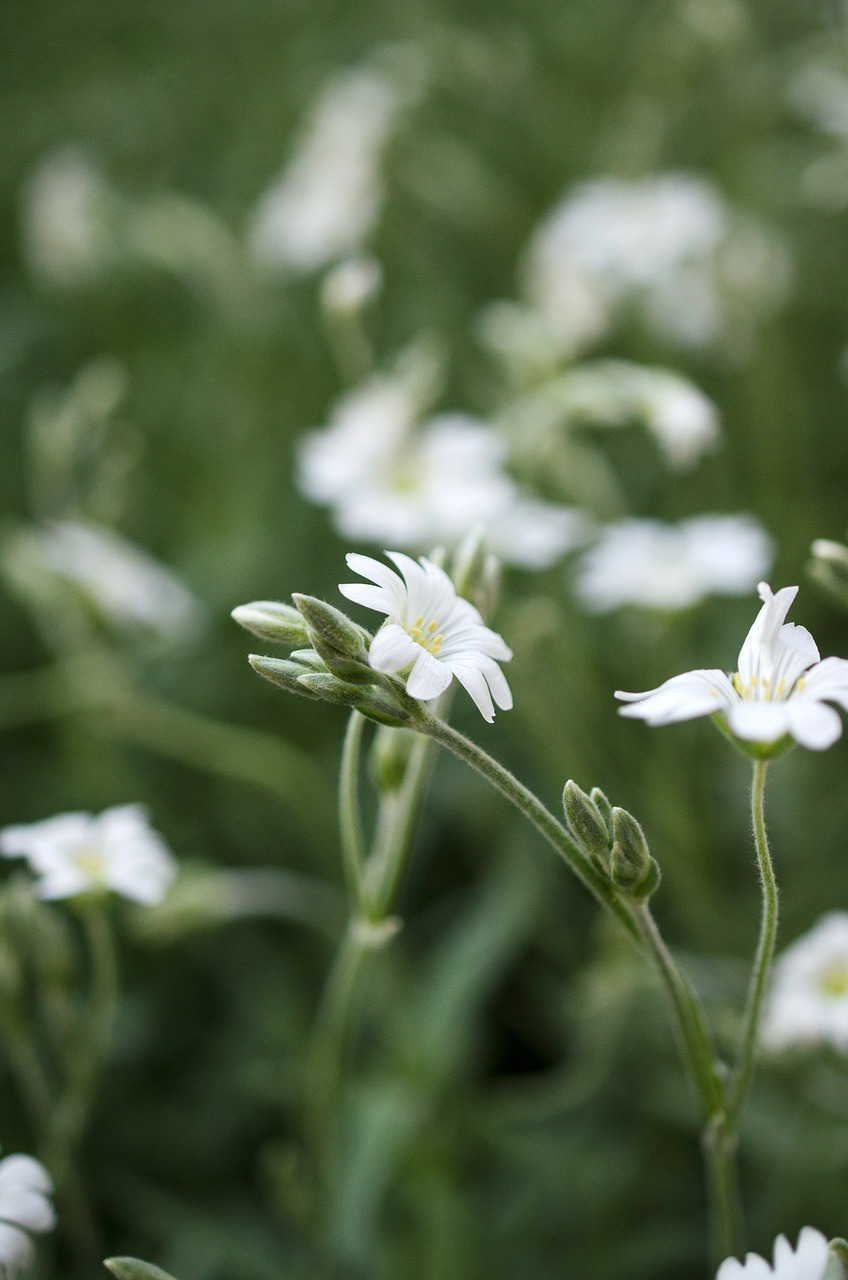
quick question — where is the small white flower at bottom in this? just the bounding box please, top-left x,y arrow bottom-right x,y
617,582 -> 848,750
0,805 -> 177,905
0,1152 -> 55,1275
339,551 -> 512,722
716,1227 -> 836,1280
761,913 -> 848,1052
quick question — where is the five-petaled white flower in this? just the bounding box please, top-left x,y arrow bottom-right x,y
761,912 -> 848,1053
0,805 -> 177,905
339,552 -> 513,722
0,1151 -> 55,1275
616,582 -> 848,750
716,1227 -> 838,1280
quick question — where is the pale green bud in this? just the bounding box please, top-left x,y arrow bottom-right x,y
449,528 -> 502,620
105,1259 -> 181,1280
231,601 -> 309,646
610,807 -> 661,902
810,539 -> 848,612
589,787 -> 614,839
248,654 -> 321,699
827,1240 -> 848,1279
370,726 -> 414,791
296,672 -> 374,705
291,593 -> 372,681
563,781 -> 611,864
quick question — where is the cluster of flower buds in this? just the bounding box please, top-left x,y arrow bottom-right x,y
232,596 -> 416,727
562,780 -> 661,903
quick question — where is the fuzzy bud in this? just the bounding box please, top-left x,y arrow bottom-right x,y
291,593 -> 372,681
105,1259 -> 181,1280
563,781 -> 611,864
248,654 -> 322,699
589,787 -> 614,839
610,807 -> 661,902
231,601 -> 309,646
370,726 -> 414,792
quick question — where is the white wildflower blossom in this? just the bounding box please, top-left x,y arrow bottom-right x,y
576,516 -> 772,613
21,146 -> 116,287
249,66 -> 407,273
0,805 -> 177,905
339,551 -> 512,722
716,1227 -> 837,1280
5,520 -> 200,642
299,378 -> 586,569
0,1151 -> 55,1275
761,913 -> 848,1053
518,173 -> 786,354
617,581 -> 848,750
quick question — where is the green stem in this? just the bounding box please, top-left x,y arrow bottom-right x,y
338,712 -> 367,900
729,759 -> 777,1126
418,713 -> 640,943
364,734 -> 433,921
703,1114 -> 744,1264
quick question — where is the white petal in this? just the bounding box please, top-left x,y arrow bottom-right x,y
791,1227 -> 830,1276
0,1223 -> 33,1271
448,661 -> 496,722
405,649 -> 453,701
342,553 -> 406,612
801,656 -> 848,711
786,699 -> 843,750
368,624 -> 420,674
715,1261 -> 747,1280
480,658 -> 513,710
726,701 -> 790,743
736,584 -> 798,680
338,582 -> 395,615
616,670 -> 733,725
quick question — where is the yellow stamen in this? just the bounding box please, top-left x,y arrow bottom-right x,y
818,961 -> 848,998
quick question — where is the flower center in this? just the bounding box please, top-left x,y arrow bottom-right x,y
74,844 -> 105,881
817,960 -> 848,998
731,672 -> 793,701
407,614 -> 444,655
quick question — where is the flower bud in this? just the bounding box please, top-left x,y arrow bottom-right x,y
610,807 -> 661,902
810,539 -> 848,612
563,780 -> 611,864
105,1259 -> 180,1280
590,787 -> 614,839
370,726 -> 414,791
291,594 -> 372,681
231,600 -> 309,646
449,528 -> 502,620
248,654 -> 322,698
827,1239 -> 848,1279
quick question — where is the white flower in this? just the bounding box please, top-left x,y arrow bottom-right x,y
4,520 -> 200,642
761,913 -> 848,1052
518,173 -> 786,354
298,376 -> 587,569
0,805 -> 177,905
617,582 -> 848,750
21,146 -> 116,287
0,1151 -> 55,1275
339,552 -> 513,722
249,65 -> 407,274
716,1227 -> 835,1280
576,516 -> 772,613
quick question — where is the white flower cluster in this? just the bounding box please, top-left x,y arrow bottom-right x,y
249,61 -> 413,274
298,370 -> 587,569
575,516 -> 772,613
0,1152 -> 55,1276
496,173 -> 786,356
0,805 -> 177,905
717,1228 -> 839,1280
762,913 -> 848,1053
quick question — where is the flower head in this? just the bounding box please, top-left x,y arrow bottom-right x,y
716,1227 -> 836,1280
0,1151 -> 55,1275
0,805 -> 177,905
761,912 -> 848,1053
616,582 -> 848,751
339,552 -> 512,721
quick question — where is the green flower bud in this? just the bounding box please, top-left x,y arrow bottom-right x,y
230,601 -> 309,646
296,672 -> 373,705
292,593 -> 372,681
589,787 -> 614,839
370,726 -> 414,791
827,1240 -> 848,1279
105,1259 -> 181,1280
449,528 -> 502,620
563,780 -> 611,864
610,807 -> 661,901
810,540 -> 848,613
248,654 -> 321,698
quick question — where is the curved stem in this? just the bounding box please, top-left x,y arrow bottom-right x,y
338,712 -> 367,901
729,759 -> 777,1126
418,713 -> 640,943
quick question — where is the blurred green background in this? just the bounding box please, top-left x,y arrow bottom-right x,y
3,1 -> 848,1277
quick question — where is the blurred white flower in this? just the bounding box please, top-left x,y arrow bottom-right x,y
0,1152 -> 55,1275
716,1227 -> 834,1280
517,173 -> 786,354
617,581 -> 848,750
320,255 -> 383,313
5,520 -> 200,642
299,375 -> 587,568
249,65 -> 408,273
761,913 -> 848,1052
576,515 -> 771,612
21,146 -> 116,287
0,805 -> 177,905
339,551 -> 512,721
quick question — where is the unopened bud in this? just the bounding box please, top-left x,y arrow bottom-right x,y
231,600 -> 309,646
810,539 -> 848,612
296,672 -> 373,706
590,787 -> 614,839
105,1259 -> 180,1280
610,807 -> 661,901
827,1240 -> 848,1278
292,594 -> 372,681
370,726 -> 414,791
563,781 -> 611,864
248,654 -> 321,698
